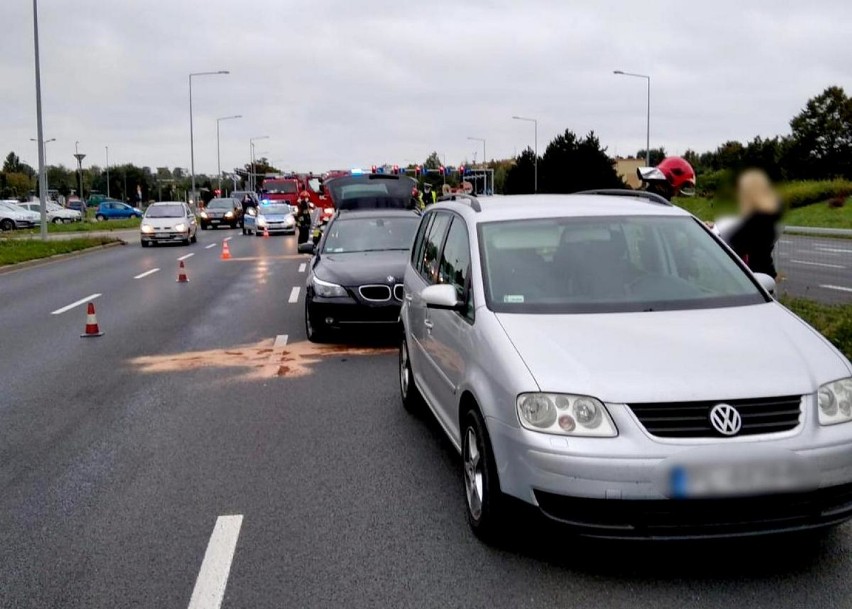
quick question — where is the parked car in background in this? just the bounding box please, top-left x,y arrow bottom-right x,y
94,201 -> 143,221
300,209 -> 421,341
140,202 -> 198,247
16,201 -> 82,224
400,192 -> 852,542
243,203 -> 296,236
199,197 -> 243,229
0,200 -> 37,231
65,197 -> 86,216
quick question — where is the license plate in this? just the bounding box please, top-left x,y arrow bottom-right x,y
211,219 -> 220,224
668,459 -> 811,499
155,233 -> 170,238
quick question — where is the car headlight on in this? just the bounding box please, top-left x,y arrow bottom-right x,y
818,378 -> 852,425
517,393 -> 617,437
225,211 -> 234,218
311,275 -> 347,298
200,211 -> 208,219
141,224 -> 154,233
174,223 -> 187,232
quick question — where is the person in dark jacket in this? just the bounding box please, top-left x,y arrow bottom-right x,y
720,169 -> 782,279
296,191 -> 313,245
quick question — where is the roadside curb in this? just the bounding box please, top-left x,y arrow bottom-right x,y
0,240 -> 126,276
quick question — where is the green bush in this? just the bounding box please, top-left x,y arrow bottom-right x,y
697,168 -> 735,199
778,180 -> 852,210
782,297 -> 852,361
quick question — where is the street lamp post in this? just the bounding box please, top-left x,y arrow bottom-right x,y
31,0 -> 48,239
467,137 -> 486,194
189,70 -> 229,205
30,137 -> 55,194
249,136 -> 269,192
512,116 -> 538,193
216,115 -> 242,196
613,70 -> 651,166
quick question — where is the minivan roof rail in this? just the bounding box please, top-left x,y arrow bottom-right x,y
436,193 -> 481,212
577,189 -> 672,207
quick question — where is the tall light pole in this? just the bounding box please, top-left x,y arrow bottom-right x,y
613,70 -> 651,166
249,136 -> 269,192
512,116 -> 538,193
467,137 -> 486,194
216,115 -> 241,195
30,137 -> 55,195
467,136 -> 486,167
105,146 -> 110,198
31,0 -> 48,239
73,141 -> 86,215
189,70 -> 229,205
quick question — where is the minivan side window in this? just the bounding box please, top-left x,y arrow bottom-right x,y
419,213 -> 451,284
438,216 -> 474,321
411,213 -> 434,271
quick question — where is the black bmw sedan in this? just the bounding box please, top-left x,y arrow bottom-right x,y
300,209 -> 420,342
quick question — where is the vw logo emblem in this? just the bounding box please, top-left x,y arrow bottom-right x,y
709,404 -> 742,436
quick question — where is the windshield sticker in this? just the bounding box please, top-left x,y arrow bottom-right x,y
503,295 -> 525,303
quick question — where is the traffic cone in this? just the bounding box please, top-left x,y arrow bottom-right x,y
263,226 -> 270,238
80,302 -> 104,338
177,260 -> 189,283
221,241 -> 231,260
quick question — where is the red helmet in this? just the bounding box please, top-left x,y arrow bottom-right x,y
638,157 -> 696,197
299,190 -> 310,199
411,187 -> 420,197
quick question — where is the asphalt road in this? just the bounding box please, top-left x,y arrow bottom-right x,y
776,234 -> 852,304
3,227 -> 852,608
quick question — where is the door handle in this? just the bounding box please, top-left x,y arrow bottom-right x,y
424,319 -> 434,330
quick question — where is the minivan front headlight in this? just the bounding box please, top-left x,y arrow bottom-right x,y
517,393 -> 617,437
818,378 -> 852,425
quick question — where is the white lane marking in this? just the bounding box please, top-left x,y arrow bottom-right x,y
134,268 -> 160,280
205,244 -> 217,249
187,515 -> 243,609
821,284 -> 852,294
50,293 -> 102,315
288,287 -> 300,303
789,259 -> 845,269
178,253 -> 195,261
223,237 -> 232,242
298,263 -> 306,273
815,247 -> 852,254
779,240 -> 793,245
273,334 -> 289,347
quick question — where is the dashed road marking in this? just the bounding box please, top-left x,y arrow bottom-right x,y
223,237 -> 232,242
273,334 -> 289,347
178,253 -> 195,261
821,284 -> 852,294
815,247 -> 852,254
134,268 -> 160,279
789,259 -> 845,269
205,244 -> 217,249
288,287 -> 300,303
298,263 -> 307,273
51,293 -> 102,315
187,515 -> 243,609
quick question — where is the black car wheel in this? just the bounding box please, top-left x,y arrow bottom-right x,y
52,217 -> 63,225
0,219 -> 15,231
462,405 -> 508,544
95,214 -> 105,221
201,224 -> 208,230
399,336 -> 424,414
190,232 -> 197,244
141,240 -> 149,248
305,300 -> 327,343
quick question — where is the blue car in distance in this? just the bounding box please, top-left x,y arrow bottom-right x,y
95,201 -> 143,221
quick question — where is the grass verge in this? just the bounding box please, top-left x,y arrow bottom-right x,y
782,297 -> 852,361
674,196 -> 852,230
20,218 -> 142,233
0,236 -> 119,266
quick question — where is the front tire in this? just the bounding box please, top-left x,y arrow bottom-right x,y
0,219 -> 15,231
399,336 -> 424,414
52,217 -> 63,225
95,214 -> 105,222
462,406 -> 507,544
190,231 -> 197,244
305,300 -> 327,343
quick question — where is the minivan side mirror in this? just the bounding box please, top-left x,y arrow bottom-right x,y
754,273 -> 776,296
298,242 -> 315,255
422,284 -> 463,310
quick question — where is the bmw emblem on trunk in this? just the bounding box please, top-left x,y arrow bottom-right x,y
709,404 -> 742,436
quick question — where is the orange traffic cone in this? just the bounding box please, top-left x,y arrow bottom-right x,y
80,302 -> 104,338
221,241 -> 231,260
177,260 -> 189,283
263,226 -> 270,238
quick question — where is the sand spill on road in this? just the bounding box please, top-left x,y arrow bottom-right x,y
129,339 -> 395,380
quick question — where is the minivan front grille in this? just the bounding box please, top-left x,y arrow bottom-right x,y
359,285 -> 392,301
628,395 -> 802,438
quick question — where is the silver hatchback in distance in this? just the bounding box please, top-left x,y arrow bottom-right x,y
399,192 -> 852,542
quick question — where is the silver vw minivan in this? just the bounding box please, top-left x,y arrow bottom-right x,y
399,192 -> 852,541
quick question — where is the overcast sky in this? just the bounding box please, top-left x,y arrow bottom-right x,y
2,0 -> 851,175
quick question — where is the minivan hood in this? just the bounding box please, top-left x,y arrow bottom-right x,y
496,303 -> 851,404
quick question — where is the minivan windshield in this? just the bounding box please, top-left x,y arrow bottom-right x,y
479,215 -> 766,314
322,216 -> 419,254
145,204 -> 184,218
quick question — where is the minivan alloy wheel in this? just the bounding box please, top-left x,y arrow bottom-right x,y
463,427 -> 484,520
